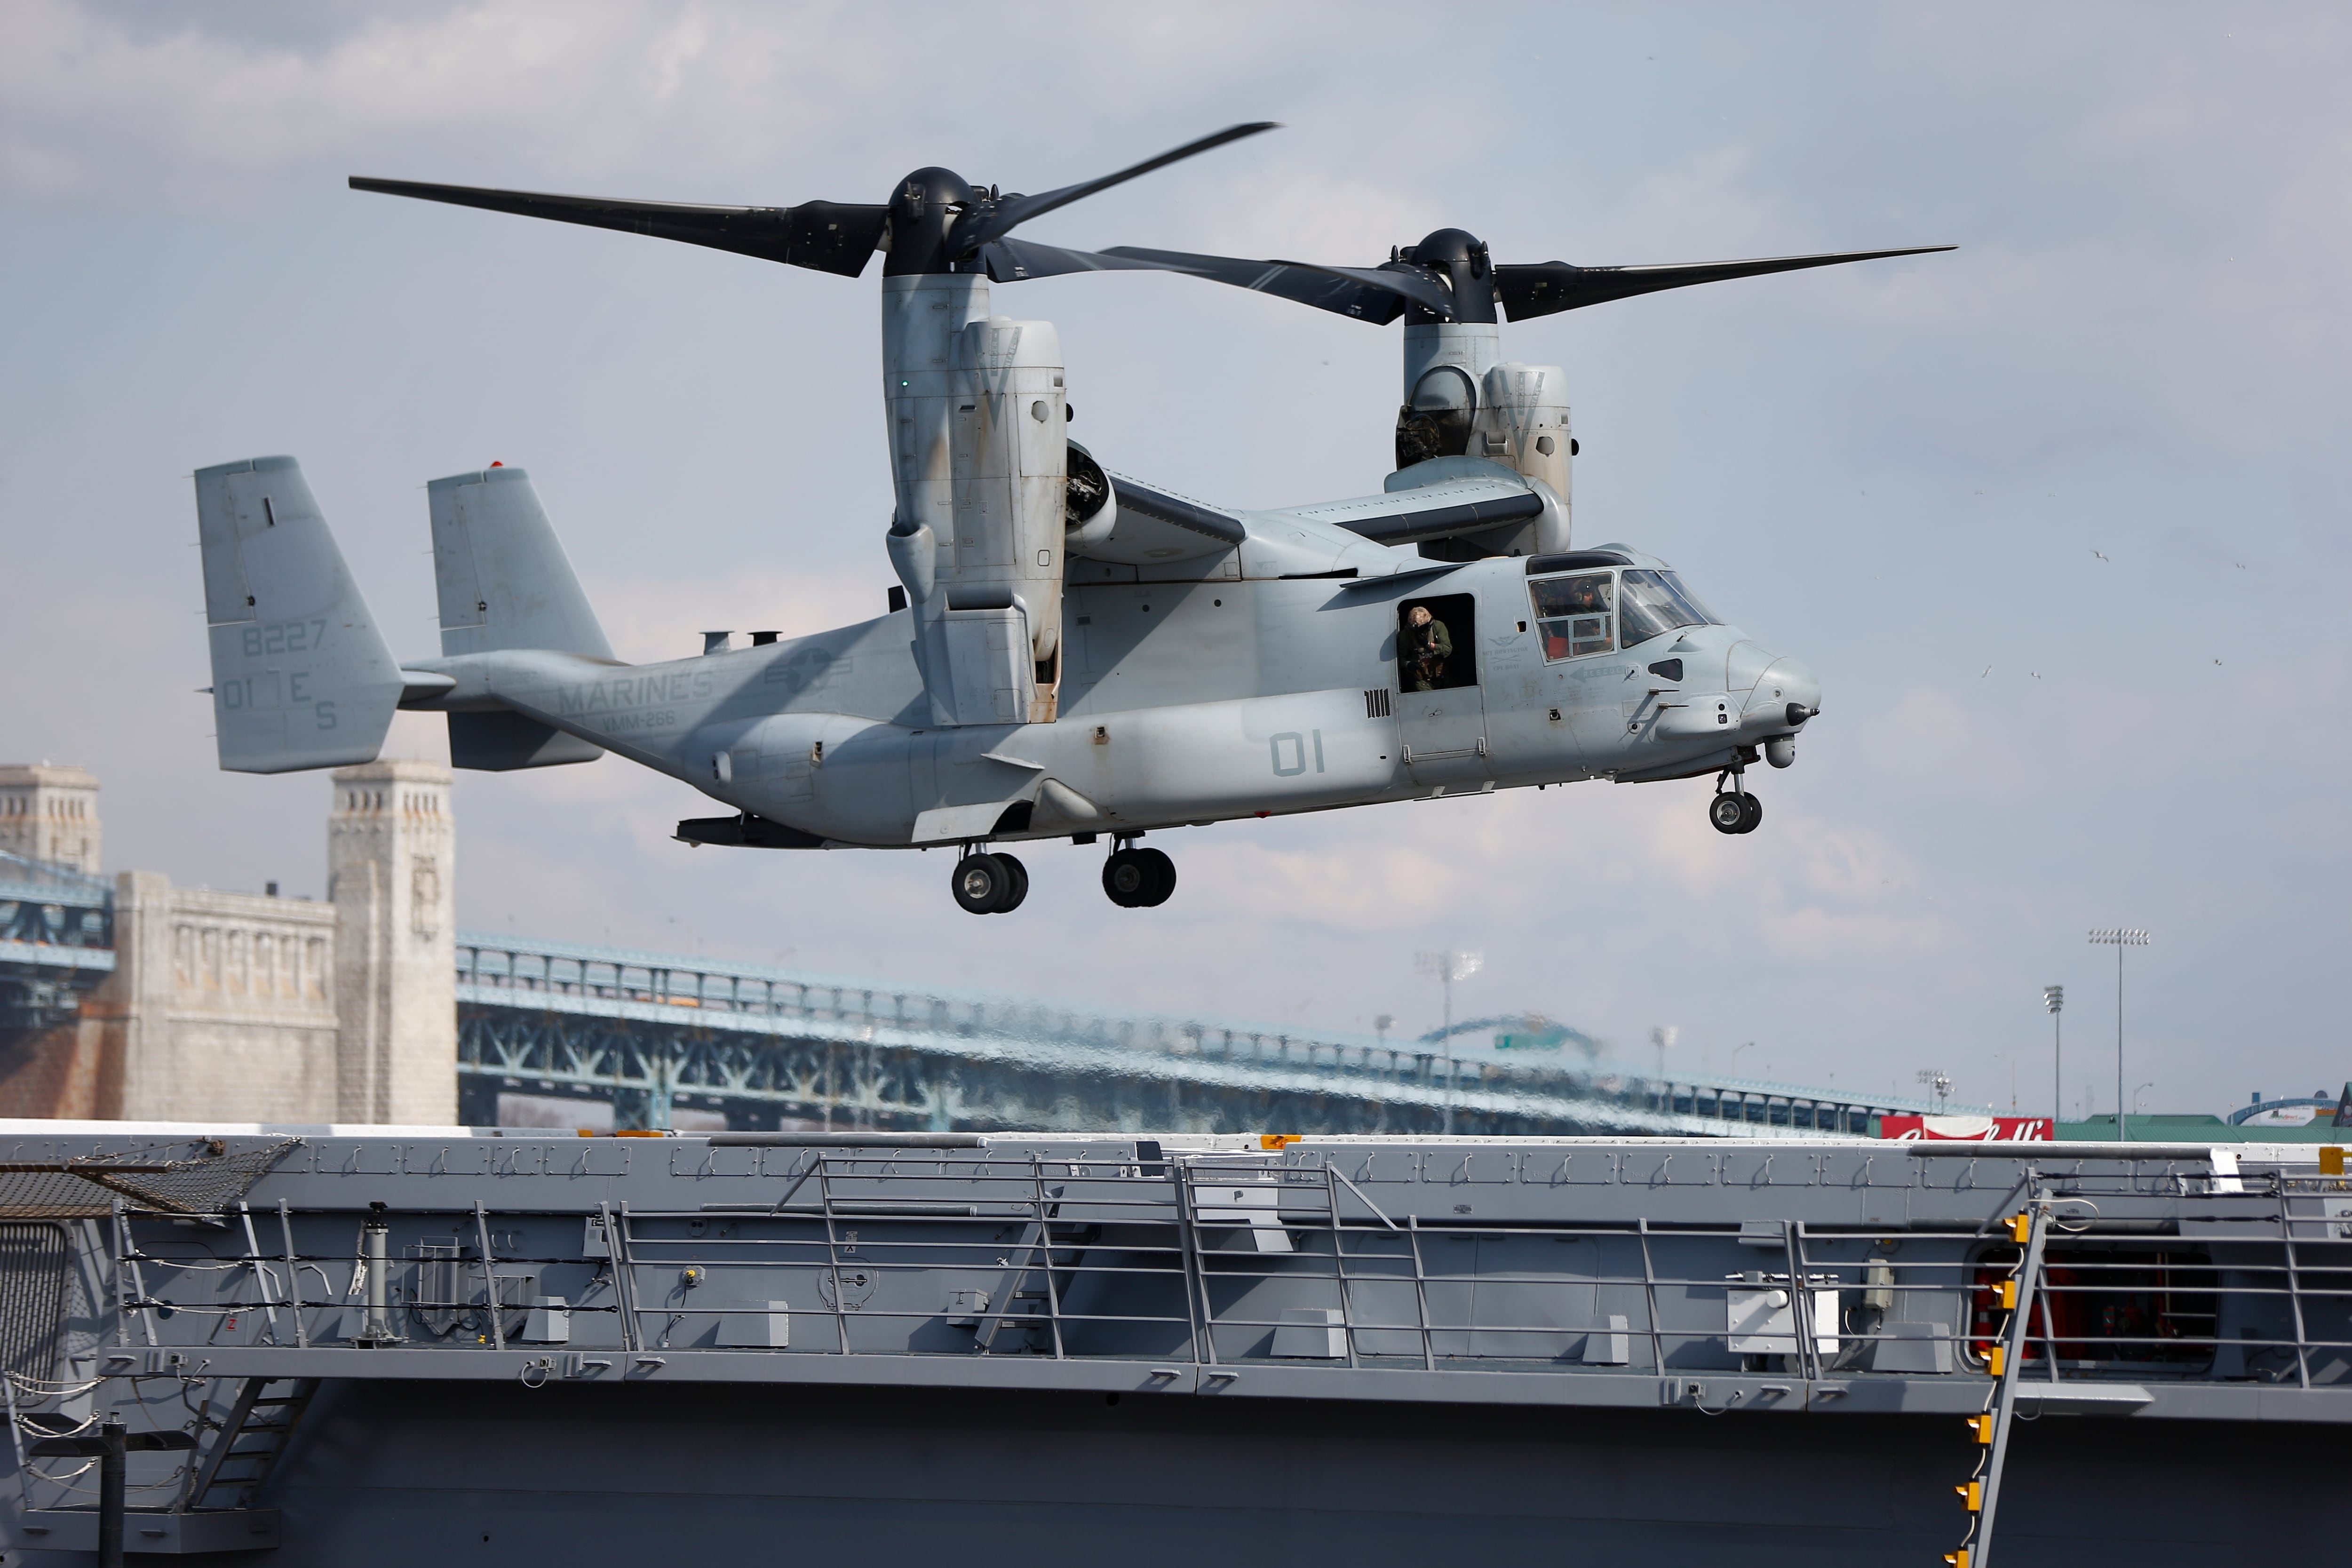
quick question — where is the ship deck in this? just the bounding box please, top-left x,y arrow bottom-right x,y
1,1125 -> 2344,1565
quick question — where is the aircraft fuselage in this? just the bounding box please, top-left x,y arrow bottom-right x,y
409,552 -> 1819,849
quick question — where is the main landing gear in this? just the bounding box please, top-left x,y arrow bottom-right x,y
1102,837 -> 1176,908
946,836 -> 1178,913
1709,769 -> 1763,836
950,849 -> 1028,914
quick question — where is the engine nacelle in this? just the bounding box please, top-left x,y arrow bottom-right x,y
881,279 -> 1069,725
1472,362 -> 1571,500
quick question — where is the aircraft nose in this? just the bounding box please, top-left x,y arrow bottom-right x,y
1745,657 -> 1821,729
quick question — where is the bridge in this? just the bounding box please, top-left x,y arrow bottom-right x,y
452,931 -> 1976,1138
0,850 -> 113,1033
0,843 -> 1981,1135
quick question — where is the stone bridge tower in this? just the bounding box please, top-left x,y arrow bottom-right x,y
0,765 -> 101,874
329,761 -> 456,1125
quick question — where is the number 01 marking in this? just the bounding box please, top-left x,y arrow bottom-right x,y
1269,731 -> 1326,777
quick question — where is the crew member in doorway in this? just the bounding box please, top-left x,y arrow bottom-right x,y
1402,604 -> 1452,691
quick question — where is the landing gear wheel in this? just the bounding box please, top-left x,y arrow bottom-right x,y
1734,794 -> 1763,834
1133,848 -> 1176,907
995,852 -> 1029,911
1103,848 -> 1153,907
1708,793 -> 1748,835
952,852 -> 1017,914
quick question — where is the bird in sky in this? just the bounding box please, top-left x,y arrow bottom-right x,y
1980,664 -> 1992,678
2092,550 -> 2110,562
2214,659 -> 2223,666
2029,671 -> 2043,680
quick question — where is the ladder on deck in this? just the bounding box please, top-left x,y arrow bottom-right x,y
1947,1197 -> 2050,1568
177,1377 -> 318,1513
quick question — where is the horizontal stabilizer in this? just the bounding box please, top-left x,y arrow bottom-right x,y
193,456 -> 403,773
448,712 -> 604,772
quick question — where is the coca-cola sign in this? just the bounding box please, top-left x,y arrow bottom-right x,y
1879,1114 -> 2055,1141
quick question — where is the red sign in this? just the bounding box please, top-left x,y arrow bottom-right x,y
1879,1114 -> 2055,1141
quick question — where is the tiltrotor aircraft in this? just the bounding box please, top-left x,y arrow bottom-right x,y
192,125 -> 1947,913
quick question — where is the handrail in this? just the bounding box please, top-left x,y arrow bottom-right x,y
59,1167 -> 2352,1418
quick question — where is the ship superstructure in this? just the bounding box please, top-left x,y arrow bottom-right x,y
0,1123 -> 2344,1565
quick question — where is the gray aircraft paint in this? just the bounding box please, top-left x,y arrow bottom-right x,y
189,127 -> 1872,894
194,458 -> 1815,847
193,456 -> 408,775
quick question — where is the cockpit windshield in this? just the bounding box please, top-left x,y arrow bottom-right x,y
1529,567 -> 1716,662
1616,569 -> 1716,647
1530,572 -> 1615,661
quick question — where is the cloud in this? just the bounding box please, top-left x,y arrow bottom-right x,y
0,1 -> 887,199
8,0 -> 2351,1117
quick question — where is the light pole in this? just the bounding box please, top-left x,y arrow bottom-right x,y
1916,1068 -> 1953,1111
2042,985 -> 2064,1127
2087,929 -> 2150,1141
1414,950 -> 1482,1134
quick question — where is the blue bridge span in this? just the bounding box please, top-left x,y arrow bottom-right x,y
0,849 -> 1976,1136
453,932 -> 1970,1138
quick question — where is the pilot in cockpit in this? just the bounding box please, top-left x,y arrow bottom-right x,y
1557,575 -> 1608,614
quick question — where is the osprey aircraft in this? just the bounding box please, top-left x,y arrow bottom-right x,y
192,125 -> 1947,913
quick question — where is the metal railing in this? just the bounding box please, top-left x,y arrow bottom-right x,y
457,931 -> 1965,1137
66,1155 -> 2352,1391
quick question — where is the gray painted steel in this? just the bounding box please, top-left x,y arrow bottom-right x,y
1,1126 -> 2344,1563
190,128 -> 1873,910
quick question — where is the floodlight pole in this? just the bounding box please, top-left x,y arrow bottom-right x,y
1442,967 -> 1455,1134
2086,931 -> 2150,1141
1415,951 -> 1482,1136
2043,986 -> 2064,1128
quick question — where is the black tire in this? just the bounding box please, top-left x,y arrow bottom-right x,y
1135,848 -> 1176,907
1735,794 -> 1764,834
1708,793 -> 1747,835
1103,849 -> 1151,907
952,853 -> 1009,914
996,853 -> 1029,912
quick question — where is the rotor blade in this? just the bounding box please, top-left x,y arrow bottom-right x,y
980,238 -> 1200,282
347,178 -> 889,278
1495,245 -> 1954,321
950,122 -> 1279,255
1097,247 -> 1450,323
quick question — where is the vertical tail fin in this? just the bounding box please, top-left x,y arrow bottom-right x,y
427,465 -> 610,771
429,466 -> 613,658
194,457 -> 403,773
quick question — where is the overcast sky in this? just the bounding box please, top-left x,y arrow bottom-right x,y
5,1 -> 2347,1120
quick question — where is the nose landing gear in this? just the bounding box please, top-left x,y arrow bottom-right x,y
950,848 -> 1028,914
1709,769 -> 1763,836
1102,837 -> 1176,907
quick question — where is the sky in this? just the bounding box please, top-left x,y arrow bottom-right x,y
4,1 -> 2348,1121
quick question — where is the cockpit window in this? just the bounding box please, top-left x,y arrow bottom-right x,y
1616,569 -> 1716,647
1529,572 -> 1614,661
